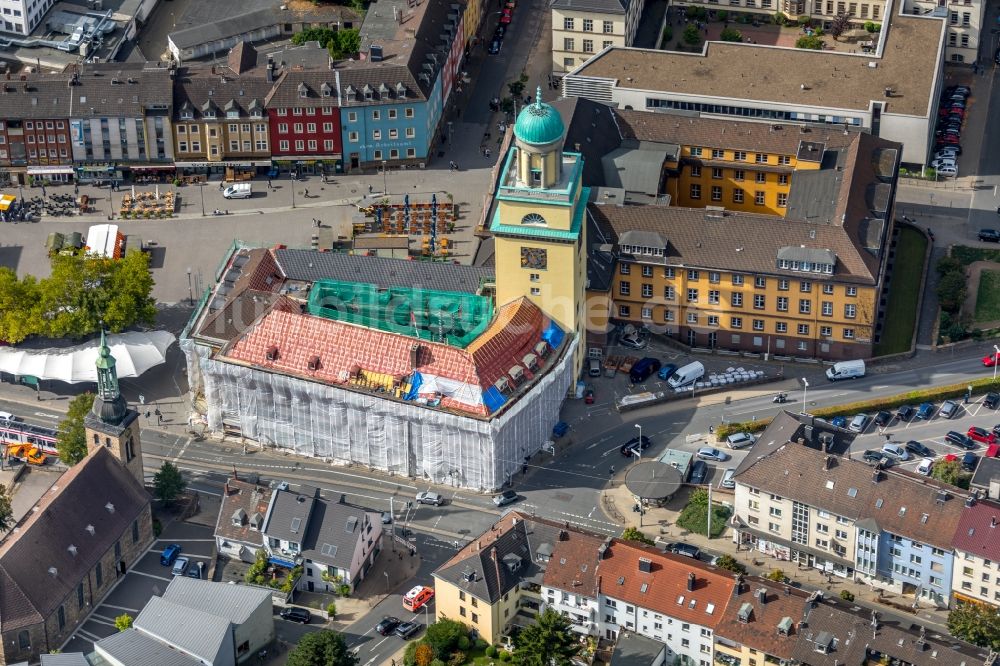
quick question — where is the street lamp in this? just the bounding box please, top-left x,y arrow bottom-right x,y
634,423 -> 642,461
801,378 -> 809,414
198,182 -> 205,217
186,267 -> 194,305
382,160 -> 388,195
384,571 -> 390,594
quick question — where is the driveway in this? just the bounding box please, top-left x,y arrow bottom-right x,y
60,521 -> 217,654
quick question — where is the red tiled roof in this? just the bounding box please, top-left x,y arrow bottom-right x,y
221,297 -> 555,416
598,540 -> 734,627
952,499 -> 1000,562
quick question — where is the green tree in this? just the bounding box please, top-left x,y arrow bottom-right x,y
829,13 -> 852,39
930,459 -> 970,488
508,79 -> 526,99
765,568 -> 788,582
720,26 -> 743,41
414,643 -> 434,666
620,526 -> 655,546
424,618 -> 466,660
0,268 -> 38,344
57,392 -> 95,465
512,608 -> 580,666
716,10 -> 729,21
937,270 -> 967,313
688,487 -> 709,506
682,24 -> 702,46
291,27 -> 337,47
713,554 -> 747,574
329,29 -> 361,59
103,250 -> 157,334
153,461 -> 185,505
947,602 -> 1000,649
796,35 -> 824,49
863,20 -> 879,32
286,630 -> 359,666
114,613 -> 133,632
936,255 -> 964,276
0,485 -> 13,533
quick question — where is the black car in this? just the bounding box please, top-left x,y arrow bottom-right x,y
985,392 -> 1000,409
620,435 -> 652,457
905,440 -> 933,458
979,229 -> 1000,243
945,431 -> 976,450
396,621 -> 421,639
494,24 -> 506,38
874,411 -> 893,427
861,449 -> 888,465
376,616 -> 401,636
280,607 -> 312,624
488,39 -> 501,54
688,460 -> 708,485
896,405 -> 915,421
665,542 -> 701,559
962,451 -> 979,472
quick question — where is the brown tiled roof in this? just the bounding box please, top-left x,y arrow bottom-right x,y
265,69 -> 345,109
197,290 -> 299,344
540,531 -> 605,600
598,540 -> 734,626
588,203 -> 878,284
715,580 -> 809,660
173,67 -> 273,120
951,498 -> 1000,561
568,12 -> 943,118
736,440 -> 967,548
0,448 -> 149,631
213,476 -> 273,550
228,42 -> 259,75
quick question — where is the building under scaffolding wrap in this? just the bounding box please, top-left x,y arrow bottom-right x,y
181,244 -> 576,491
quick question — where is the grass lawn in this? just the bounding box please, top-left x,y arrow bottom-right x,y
874,226 -> 927,356
952,245 -> 1000,265
676,500 -> 730,538
974,270 -> 1000,323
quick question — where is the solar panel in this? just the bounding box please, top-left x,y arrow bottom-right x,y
321,543 -> 338,558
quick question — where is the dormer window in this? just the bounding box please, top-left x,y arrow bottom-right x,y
298,82 -> 308,98
321,83 -> 332,97
227,109 -> 239,119
181,110 -> 193,120
363,84 -> 373,101
396,82 -> 407,99
345,85 -> 356,102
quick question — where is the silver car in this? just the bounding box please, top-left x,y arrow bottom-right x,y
415,491 -> 444,506
848,413 -> 868,432
725,432 -> 756,450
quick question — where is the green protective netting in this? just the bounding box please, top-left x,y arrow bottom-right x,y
306,279 -> 494,349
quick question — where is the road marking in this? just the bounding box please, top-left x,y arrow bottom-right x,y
33,411 -> 57,420
126,570 -> 173,582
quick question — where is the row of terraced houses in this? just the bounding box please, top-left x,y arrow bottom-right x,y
0,0 -> 470,185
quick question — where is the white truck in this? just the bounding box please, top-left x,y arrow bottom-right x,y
222,182 -> 252,199
826,359 -> 865,381
667,361 -> 705,389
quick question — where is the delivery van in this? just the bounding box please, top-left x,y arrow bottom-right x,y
223,183 -> 252,199
667,361 -> 705,389
826,359 -> 865,381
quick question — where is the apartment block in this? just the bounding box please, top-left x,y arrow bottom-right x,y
733,412 -> 963,607
951,497 -> 1000,607
551,0 -> 646,73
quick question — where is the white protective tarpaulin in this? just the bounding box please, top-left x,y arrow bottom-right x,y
183,335 -> 576,492
0,331 -> 176,383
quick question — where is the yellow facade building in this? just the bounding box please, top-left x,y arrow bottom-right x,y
550,0 -> 645,74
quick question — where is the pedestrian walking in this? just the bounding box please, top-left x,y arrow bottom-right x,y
368,184 -> 373,194
303,188 -> 309,197
267,179 -> 272,189
485,148 -> 491,158
74,183 -> 79,196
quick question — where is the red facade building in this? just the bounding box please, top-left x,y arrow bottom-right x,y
0,76 -> 75,183
265,69 -> 343,174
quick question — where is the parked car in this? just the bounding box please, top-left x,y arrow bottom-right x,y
904,440 -> 933,458
415,491 -> 444,506
725,432 -> 757,450
186,561 -> 204,579
396,621 -> 421,639
979,229 -> 1000,243
629,357 -> 661,383
879,443 -> 909,461
696,447 -> 729,462
896,405 -> 916,421
916,457 -> 934,476
657,363 -> 678,381
688,460 -> 708,485
874,411 -> 893,427
171,557 -> 190,576
983,352 -> 1000,367
830,416 -> 848,428
403,586 -> 435,611
986,392 -> 1000,409
619,334 -> 649,350
861,449 -> 890,466
488,38 -> 502,54
160,543 -> 182,567
968,426 -> 997,445
720,468 -> 736,489
382,512 -> 393,525
588,357 -> 602,377
280,607 -> 312,624
930,159 -> 957,170
492,490 -> 519,507
848,413 -> 869,432
962,451 -> 979,472
376,617 -> 401,636
494,24 -> 506,38
665,542 -> 701,559
945,431 -> 976,449
620,435 -> 652,457
916,402 -> 936,420
940,400 -> 961,419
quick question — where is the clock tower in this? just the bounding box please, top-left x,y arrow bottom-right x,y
490,88 -> 588,376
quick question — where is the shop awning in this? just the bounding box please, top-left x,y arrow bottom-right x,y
27,166 -> 74,175
77,165 -> 116,172
130,165 -> 176,171
0,194 -> 15,211
175,160 -> 271,168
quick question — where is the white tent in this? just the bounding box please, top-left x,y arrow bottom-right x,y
0,331 -> 175,383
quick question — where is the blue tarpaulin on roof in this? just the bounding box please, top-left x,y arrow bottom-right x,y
404,372 -> 423,400
541,321 -> 565,350
482,386 -> 508,413
269,556 -> 297,569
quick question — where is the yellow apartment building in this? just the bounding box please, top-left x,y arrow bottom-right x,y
551,0 -> 645,73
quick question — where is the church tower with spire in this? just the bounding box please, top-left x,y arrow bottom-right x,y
84,330 -> 144,485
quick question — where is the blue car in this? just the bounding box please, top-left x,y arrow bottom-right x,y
917,402 -> 936,420
160,543 -> 182,567
830,416 -> 847,428
657,363 -> 678,381
552,421 -> 569,438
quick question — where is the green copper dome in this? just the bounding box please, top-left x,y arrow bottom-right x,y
514,87 -> 565,146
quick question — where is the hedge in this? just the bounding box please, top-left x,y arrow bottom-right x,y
712,376 -> 1000,441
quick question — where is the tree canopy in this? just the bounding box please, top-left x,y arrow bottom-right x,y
0,251 -> 155,345
620,526 -> 655,546
286,630 -> 359,666
153,461 -> 185,505
57,392 -> 95,465
713,554 -> 747,574
0,485 -> 13,533
291,27 -> 361,59
796,35 -> 824,49
948,602 -> 1000,649
423,617 -> 466,660
513,608 -> 581,666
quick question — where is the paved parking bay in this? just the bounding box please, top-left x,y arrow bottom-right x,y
60,521 -> 217,654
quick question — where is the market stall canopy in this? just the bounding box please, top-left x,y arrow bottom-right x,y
0,331 -> 175,383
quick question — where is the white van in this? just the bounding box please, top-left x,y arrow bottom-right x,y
937,165 -> 958,178
223,183 -> 252,199
668,361 -> 705,389
826,359 -> 865,381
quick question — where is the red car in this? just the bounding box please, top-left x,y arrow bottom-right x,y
584,387 -> 595,404
968,426 -> 997,445
984,352 -> 1000,367
500,9 -> 512,23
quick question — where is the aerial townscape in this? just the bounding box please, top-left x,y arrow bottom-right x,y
1,0 -> 1000,664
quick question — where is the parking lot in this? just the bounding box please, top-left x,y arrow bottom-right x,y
61,521 -> 216,654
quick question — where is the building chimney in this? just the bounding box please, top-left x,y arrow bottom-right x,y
756,588 -> 767,604
638,557 -> 652,573
992,516 -> 997,528
733,573 -> 744,596
266,62 -> 274,82
687,572 -> 695,591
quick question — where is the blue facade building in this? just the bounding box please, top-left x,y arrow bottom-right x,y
857,520 -> 954,608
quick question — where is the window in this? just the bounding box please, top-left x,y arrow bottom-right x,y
691,147 -> 703,156
563,17 -> 574,29
687,312 -> 698,324
734,151 -> 746,161
778,279 -> 789,290
688,269 -> 700,281
664,309 -> 675,322
778,193 -> 788,207
18,630 -> 29,650
583,39 -> 594,53
712,167 -> 723,179
712,148 -> 724,159
769,507 -> 782,517
711,186 -> 722,201
603,40 -> 613,48
372,129 -> 381,140
731,292 -> 743,307
732,274 -> 744,286
843,328 -> 855,339
846,286 -> 857,297
799,299 -> 811,314
709,272 -> 720,284
776,322 -> 787,333
756,172 -> 766,184
664,267 -> 675,278
95,562 -> 103,587
845,304 -> 857,318
777,297 -> 788,312
798,324 -> 809,335
620,263 -> 631,275
690,165 -> 701,177
732,189 -> 744,204
564,37 -> 575,50
822,302 -> 833,316
687,289 -> 699,302
406,127 -> 416,138
753,319 -> 764,331
620,282 -> 631,296
348,131 -> 359,143
754,294 -> 765,309
778,174 -> 789,185
690,184 -> 701,199
769,522 -> 781,533
731,317 -> 743,329
754,191 -> 765,205
708,315 -> 719,326
389,129 -> 398,139
603,20 -> 614,32
582,18 -> 594,30
132,519 -> 140,543
664,286 -> 676,300
295,140 -> 304,151
641,265 -> 653,277
822,284 -> 834,295
708,290 -> 720,304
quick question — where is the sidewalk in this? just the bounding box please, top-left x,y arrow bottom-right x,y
601,480 -> 953,632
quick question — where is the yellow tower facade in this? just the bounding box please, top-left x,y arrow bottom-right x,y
490,89 -> 588,376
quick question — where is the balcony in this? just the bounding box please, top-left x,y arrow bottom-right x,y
716,653 -> 742,666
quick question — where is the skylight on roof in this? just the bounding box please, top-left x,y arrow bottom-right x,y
921,513 -> 929,524
677,595 -> 685,605
706,603 -> 715,615
825,480 -> 834,490
689,599 -> 696,609
899,507 -> 906,517
876,498 -> 884,509
847,487 -> 858,498
640,583 -> 648,593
